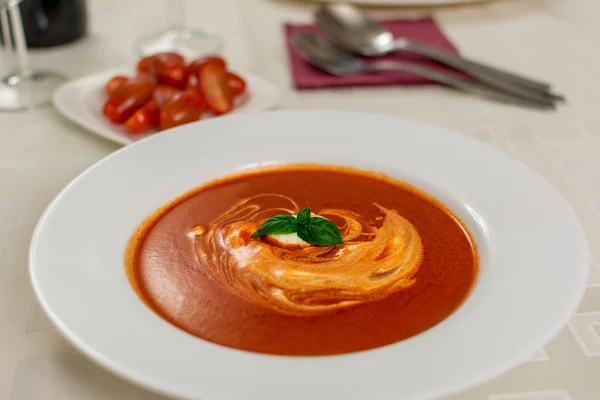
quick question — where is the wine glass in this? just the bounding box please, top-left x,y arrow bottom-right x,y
134,0 -> 221,58
0,0 -> 66,111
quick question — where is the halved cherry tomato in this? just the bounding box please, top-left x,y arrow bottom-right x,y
159,90 -> 206,130
105,76 -> 128,96
154,85 -> 180,106
198,64 -> 233,115
226,72 -> 247,96
185,56 -> 227,93
124,100 -> 159,133
103,76 -> 155,124
186,56 -> 226,76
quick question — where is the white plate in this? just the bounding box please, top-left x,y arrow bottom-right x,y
52,66 -> 281,146
30,110 -> 588,400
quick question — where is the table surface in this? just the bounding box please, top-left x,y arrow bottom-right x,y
1,0 -> 600,399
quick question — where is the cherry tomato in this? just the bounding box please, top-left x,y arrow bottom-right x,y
105,76 -> 128,97
137,52 -> 186,87
154,85 -> 180,106
137,52 -> 185,76
226,72 -> 247,96
138,55 -> 157,76
124,100 -> 159,133
103,76 -> 155,124
159,90 -> 206,130
186,56 -> 226,76
185,56 -> 227,93
198,64 -> 234,115
156,61 -> 186,88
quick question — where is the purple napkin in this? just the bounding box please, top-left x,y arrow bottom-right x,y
285,18 -> 464,89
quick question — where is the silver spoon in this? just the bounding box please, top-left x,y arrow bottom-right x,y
293,33 -> 555,110
315,3 -> 564,102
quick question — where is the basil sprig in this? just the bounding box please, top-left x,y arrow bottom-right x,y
251,208 -> 343,246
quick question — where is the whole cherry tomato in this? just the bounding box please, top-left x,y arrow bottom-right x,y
186,56 -> 226,76
154,85 -> 180,106
226,72 -> 247,96
138,56 -> 157,76
103,76 -> 155,124
104,76 -> 128,96
198,63 -> 233,115
124,100 -> 159,133
156,61 -> 186,88
137,52 -> 186,88
159,90 -> 206,130
137,52 -> 184,76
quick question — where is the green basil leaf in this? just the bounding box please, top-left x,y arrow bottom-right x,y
296,224 -> 313,244
251,214 -> 299,238
297,208 -> 311,224
297,217 -> 343,246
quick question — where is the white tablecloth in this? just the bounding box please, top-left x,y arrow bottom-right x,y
1,0 -> 599,398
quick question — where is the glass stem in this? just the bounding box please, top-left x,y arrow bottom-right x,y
1,6 -> 12,52
8,3 -> 30,78
167,0 -> 185,30
1,6 -> 13,75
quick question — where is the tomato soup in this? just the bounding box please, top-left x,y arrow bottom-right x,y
126,165 -> 478,355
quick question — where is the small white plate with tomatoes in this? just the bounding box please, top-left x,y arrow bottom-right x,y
53,54 -> 281,146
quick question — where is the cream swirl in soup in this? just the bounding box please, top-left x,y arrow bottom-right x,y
194,194 -> 424,314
